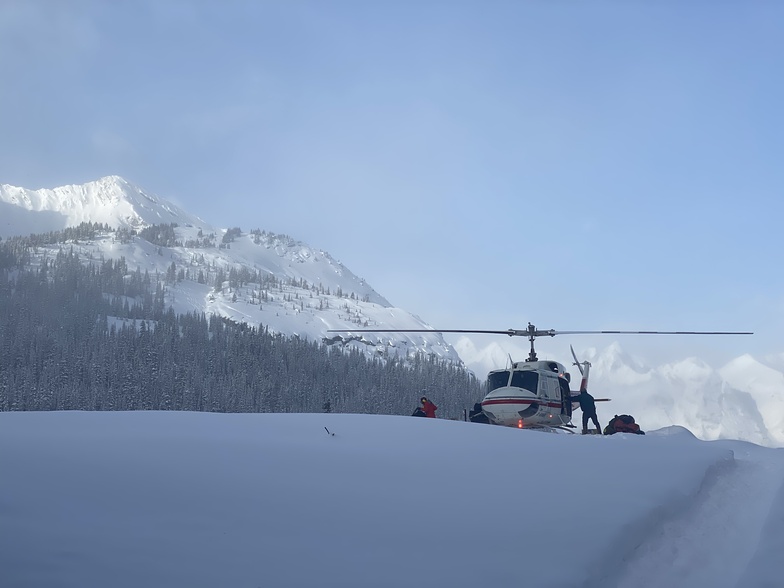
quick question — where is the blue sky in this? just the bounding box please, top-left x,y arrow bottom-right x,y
1,1 -> 782,365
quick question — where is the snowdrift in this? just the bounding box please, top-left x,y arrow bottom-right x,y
0,411 -> 778,588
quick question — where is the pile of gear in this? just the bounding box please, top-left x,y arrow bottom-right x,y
604,414 -> 645,435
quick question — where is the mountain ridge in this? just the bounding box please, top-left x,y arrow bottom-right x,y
0,175 -> 207,234
0,175 -> 461,366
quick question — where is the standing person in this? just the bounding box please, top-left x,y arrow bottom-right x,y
571,389 -> 601,434
420,395 -> 438,418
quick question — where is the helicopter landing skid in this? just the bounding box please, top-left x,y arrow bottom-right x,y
524,424 -> 577,434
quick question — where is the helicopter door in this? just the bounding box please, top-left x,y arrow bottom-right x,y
542,377 -> 559,403
558,378 -> 572,417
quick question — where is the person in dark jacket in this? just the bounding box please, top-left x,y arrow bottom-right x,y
571,390 -> 601,434
420,396 -> 438,418
469,402 -> 490,424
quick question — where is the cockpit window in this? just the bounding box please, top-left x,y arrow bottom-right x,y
487,370 -> 511,392
510,370 -> 539,394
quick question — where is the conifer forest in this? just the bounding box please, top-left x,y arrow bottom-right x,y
0,226 -> 482,419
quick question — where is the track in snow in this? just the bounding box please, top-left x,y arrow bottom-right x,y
614,446 -> 784,588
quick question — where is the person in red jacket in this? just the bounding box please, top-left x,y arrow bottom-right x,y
420,396 -> 438,418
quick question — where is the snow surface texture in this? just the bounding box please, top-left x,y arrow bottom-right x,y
1,411 -> 782,588
2,176 -> 782,447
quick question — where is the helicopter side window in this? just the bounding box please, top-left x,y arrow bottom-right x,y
542,377 -> 559,400
487,371 -> 511,392
510,370 -> 539,394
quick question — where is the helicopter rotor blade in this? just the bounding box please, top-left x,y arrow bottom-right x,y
570,345 -> 584,375
327,329 -> 529,336
552,330 -> 754,336
328,328 -> 753,337
328,326 -> 752,365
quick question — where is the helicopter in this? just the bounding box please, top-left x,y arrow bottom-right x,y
327,323 -> 753,431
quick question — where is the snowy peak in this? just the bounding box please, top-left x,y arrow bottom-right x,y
719,354 -> 784,437
584,346 -> 782,447
0,175 -> 208,235
1,177 -> 457,365
588,341 -> 653,386
451,337 -> 519,379
720,354 -> 784,394
659,357 -> 714,383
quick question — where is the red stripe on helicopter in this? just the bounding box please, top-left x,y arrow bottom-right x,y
482,398 -> 562,409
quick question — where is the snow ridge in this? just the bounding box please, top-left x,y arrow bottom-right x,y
0,175 -> 207,234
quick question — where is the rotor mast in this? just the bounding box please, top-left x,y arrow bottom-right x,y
520,323 -> 557,362
499,323 -> 558,362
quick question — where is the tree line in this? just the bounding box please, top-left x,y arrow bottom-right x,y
0,230 -> 482,418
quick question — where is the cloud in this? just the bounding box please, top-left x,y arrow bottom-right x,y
90,128 -> 134,158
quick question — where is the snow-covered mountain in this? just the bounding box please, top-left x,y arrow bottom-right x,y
3,176 -> 783,446
0,175 -> 207,235
580,344 -> 781,447
0,176 -> 461,365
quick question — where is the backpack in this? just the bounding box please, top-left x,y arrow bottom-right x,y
606,414 -> 644,435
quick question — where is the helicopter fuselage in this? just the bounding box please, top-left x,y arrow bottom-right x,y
480,360 -> 575,428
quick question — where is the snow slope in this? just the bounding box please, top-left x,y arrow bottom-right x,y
17,225 -> 461,364
0,176 -> 460,364
1,411 -> 782,588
